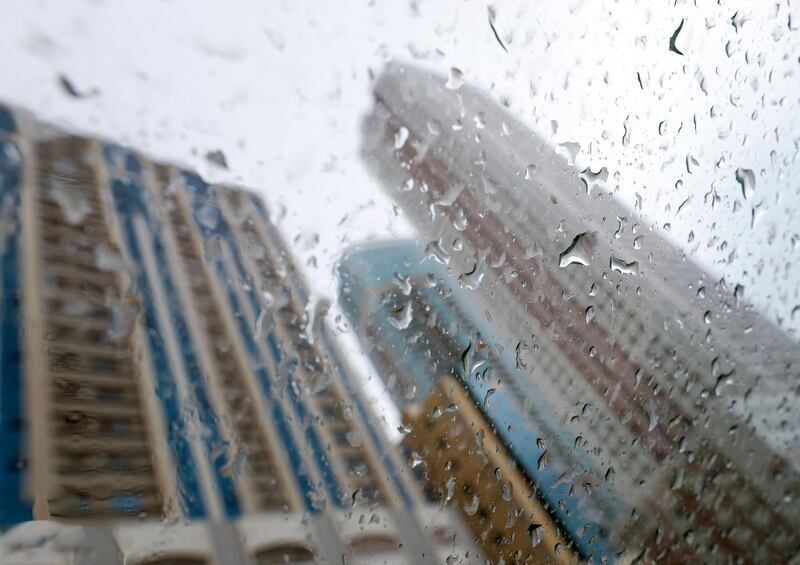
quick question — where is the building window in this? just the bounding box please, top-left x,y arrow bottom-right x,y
347,534 -> 405,565
253,544 -> 317,565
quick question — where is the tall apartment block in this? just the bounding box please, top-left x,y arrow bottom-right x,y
0,103 -> 476,565
359,63 -> 800,563
339,241 -> 621,564
404,376 -> 576,565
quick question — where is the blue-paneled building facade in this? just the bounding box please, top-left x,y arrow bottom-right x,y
0,104 -> 471,565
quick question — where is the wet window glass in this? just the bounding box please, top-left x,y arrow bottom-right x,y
1,2 -> 799,564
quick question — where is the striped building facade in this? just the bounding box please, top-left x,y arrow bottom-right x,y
0,104 -> 476,565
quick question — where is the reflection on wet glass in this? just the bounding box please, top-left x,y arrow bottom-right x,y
1,3 -> 800,565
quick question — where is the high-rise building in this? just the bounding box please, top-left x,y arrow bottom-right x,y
358,63 -> 800,562
339,241 -> 622,564
403,375 -> 576,565
0,103 -> 477,565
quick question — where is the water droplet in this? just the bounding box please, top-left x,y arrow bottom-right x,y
735,168 -> 756,199
524,164 -> 537,180
483,388 -> 496,409
734,283 -> 744,303
669,18 -> 685,55
464,495 -> 479,515
645,405 -> 659,432
305,297 -> 330,344
585,306 -> 595,323
424,239 -> 451,265
713,371 -> 735,397
609,256 -> 639,275
452,208 -> 468,231
444,476 -> 456,504
458,254 -> 485,289
394,127 -> 409,149
671,468 -> 685,490
751,203 -> 765,229
558,232 -> 596,268
557,141 -> 581,164
685,154 -> 699,174
580,166 -> 609,195
388,301 -> 413,330
350,488 -> 364,508
528,524 -> 543,547
622,116 -> 632,147
254,307 -> 267,338
537,449 -> 551,470
431,182 -> 465,212
445,67 -> 464,90
393,272 -> 412,295
634,368 -> 643,388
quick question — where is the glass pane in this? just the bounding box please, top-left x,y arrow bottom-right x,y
1,2 -> 798,564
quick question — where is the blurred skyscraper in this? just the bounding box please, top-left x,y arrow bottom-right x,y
405,375 -> 578,565
0,103 -> 475,565
339,241 -> 621,563
357,63 -> 800,563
